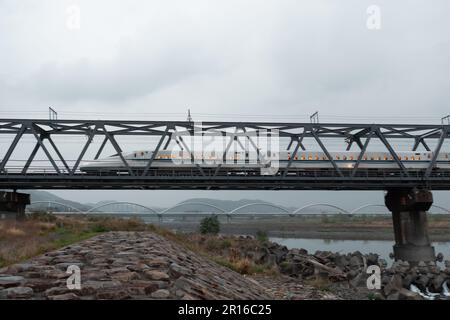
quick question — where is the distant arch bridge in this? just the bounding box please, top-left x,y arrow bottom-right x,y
26,201 -> 450,216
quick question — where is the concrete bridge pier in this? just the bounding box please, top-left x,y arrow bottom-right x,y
385,188 -> 435,263
0,191 -> 30,220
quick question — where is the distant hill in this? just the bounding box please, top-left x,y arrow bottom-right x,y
169,198 -> 296,213
25,190 -> 91,212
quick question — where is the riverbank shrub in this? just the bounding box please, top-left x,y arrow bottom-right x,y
256,230 -> 268,243
199,215 -> 221,235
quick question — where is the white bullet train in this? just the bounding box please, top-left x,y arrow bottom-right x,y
79,150 -> 450,172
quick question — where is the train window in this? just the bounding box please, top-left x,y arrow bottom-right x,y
398,156 -> 402,160
384,156 -> 388,161
301,155 -> 305,160
363,156 -> 367,161
428,154 -> 431,159
267,151 -> 272,157
390,156 -> 394,160
134,153 -> 137,158
141,152 -> 144,156
287,152 -> 291,160
446,154 -> 449,159
322,156 -> 327,160
335,155 -> 340,160
418,156 -> 421,160
315,155 -> 319,160
377,156 -> 381,161
294,155 -> 298,160
342,155 -> 347,161
411,156 -> 415,161
370,157 -> 374,161
349,156 -> 354,161
308,154 -> 313,160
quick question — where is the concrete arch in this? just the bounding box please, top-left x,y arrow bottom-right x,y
350,204 -> 387,215
29,201 -> 83,213
293,203 -> 349,215
86,202 -> 158,214
161,202 -> 227,214
349,204 -> 450,214
229,203 -> 290,215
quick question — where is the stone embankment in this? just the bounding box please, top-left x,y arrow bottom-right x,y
0,232 -> 271,300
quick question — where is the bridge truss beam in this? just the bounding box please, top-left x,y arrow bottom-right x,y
0,119 -> 449,190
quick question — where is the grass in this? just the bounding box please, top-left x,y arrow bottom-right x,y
0,212 -> 154,268
146,230 -> 279,276
210,256 -> 278,275
304,276 -> 332,292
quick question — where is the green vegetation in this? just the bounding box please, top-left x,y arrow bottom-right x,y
199,215 -> 221,235
256,230 -> 268,243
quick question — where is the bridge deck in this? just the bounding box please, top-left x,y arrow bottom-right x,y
1,169 -> 450,190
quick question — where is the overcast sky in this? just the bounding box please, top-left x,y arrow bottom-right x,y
1,0 -> 450,207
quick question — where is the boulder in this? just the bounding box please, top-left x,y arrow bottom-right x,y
144,270 -> 170,281
0,275 -> 24,288
54,262 -> 84,271
80,280 -> 121,295
96,289 -> 130,300
334,255 -> 349,269
398,288 -> 421,300
430,274 -> 447,293
402,274 -> 415,288
386,292 -> 400,300
24,279 -> 55,292
0,286 -> 33,299
349,256 -> 363,270
413,275 -> 430,291
111,271 -> 139,282
366,253 -> 379,266
378,259 -> 388,269
48,293 -> 80,300
417,261 -> 428,274
383,274 -> 403,296
44,286 -> 71,297
151,289 -> 171,299
169,263 -> 192,279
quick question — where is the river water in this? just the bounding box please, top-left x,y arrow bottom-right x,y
270,237 -> 450,267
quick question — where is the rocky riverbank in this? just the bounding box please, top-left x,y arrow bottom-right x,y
199,234 -> 450,300
2,229 -> 450,300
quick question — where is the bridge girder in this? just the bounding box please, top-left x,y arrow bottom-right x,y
0,119 -> 449,190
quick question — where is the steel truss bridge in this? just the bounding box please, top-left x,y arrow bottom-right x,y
1,119 -> 450,190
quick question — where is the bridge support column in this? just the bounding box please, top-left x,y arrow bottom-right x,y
385,188 -> 435,262
0,191 -> 30,220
